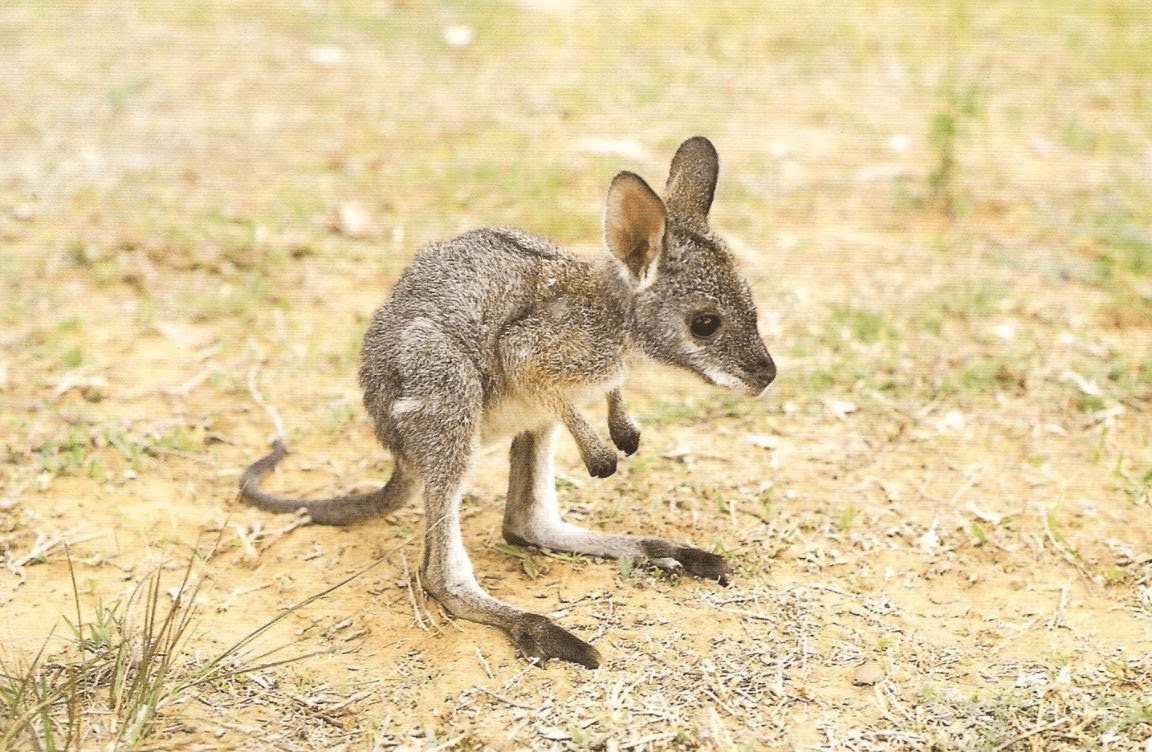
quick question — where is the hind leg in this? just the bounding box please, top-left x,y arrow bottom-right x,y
391,339 -> 600,668
502,424 -> 728,584
419,464 -> 601,668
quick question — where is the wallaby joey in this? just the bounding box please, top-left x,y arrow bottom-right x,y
240,136 -> 776,668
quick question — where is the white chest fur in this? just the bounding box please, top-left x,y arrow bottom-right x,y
481,374 -> 623,442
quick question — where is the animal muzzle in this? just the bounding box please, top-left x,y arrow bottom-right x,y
746,353 -> 776,396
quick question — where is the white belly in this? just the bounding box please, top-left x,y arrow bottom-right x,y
480,396 -> 554,440
480,376 -> 622,442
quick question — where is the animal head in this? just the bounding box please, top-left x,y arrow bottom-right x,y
603,136 -> 776,396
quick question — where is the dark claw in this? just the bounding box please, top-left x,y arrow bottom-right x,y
508,613 -> 601,669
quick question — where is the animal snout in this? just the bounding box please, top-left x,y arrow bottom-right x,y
750,354 -> 776,396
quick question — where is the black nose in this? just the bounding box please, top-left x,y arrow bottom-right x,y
757,354 -> 776,390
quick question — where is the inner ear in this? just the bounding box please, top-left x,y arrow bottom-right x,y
603,171 -> 666,281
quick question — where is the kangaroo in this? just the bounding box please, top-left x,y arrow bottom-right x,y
240,137 -> 776,668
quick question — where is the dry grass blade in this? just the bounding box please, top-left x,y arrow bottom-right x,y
246,364 -> 286,443
990,716 -> 1071,752
0,630 -> 71,750
0,537 -> 390,750
191,554 -> 390,684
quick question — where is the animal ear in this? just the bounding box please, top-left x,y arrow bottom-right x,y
664,136 -> 719,226
603,171 -> 666,282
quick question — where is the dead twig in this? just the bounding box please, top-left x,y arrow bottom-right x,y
1041,510 -> 1096,587
474,647 -> 494,681
989,616 -> 1042,656
990,716 -> 1070,752
247,364 -> 286,442
1046,584 -> 1069,630
401,551 -> 430,632
475,687 -> 538,711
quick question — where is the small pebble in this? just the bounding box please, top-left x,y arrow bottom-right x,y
336,202 -> 372,238
852,661 -> 884,686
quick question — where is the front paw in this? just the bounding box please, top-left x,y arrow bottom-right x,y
508,613 -> 602,669
609,420 -> 640,456
582,444 -> 618,478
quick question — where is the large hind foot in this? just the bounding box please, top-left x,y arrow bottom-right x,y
641,540 -> 730,586
507,613 -> 601,668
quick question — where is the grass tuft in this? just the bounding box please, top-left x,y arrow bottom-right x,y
0,546 -> 380,750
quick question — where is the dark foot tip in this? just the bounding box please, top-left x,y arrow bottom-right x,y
510,614 -> 601,669
610,426 -> 640,456
617,437 -> 640,456
677,548 -> 730,583
587,456 -> 617,478
641,540 -> 730,584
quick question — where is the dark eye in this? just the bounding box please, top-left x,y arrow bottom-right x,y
690,313 -> 721,338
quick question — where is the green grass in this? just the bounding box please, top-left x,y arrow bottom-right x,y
320,403 -> 359,434
1090,214 -> 1152,280
36,430 -> 100,479
151,426 -> 201,454
29,426 -> 212,480
1082,213 -> 1152,327
904,278 -> 1009,345
632,392 -> 752,428
926,77 -> 983,217
1117,462 -> 1152,507
838,504 -> 861,531
103,430 -> 149,474
957,357 -> 1027,394
832,304 -> 887,343
494,542 -> 541,579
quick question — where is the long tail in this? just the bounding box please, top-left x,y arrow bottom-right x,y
238,440 -> 415,525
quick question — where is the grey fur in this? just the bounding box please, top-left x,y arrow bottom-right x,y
240,137 -> 775,668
